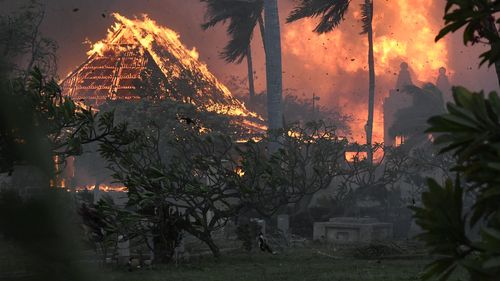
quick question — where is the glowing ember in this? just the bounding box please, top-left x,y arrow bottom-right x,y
76,184 -> 128,193
345,151 -> 368,162
287,130 -> 301,138
234,166 -> 245,177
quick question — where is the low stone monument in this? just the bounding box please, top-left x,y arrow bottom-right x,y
313,217 -> 393,243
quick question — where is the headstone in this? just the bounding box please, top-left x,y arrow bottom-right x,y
407,218 -> 422,239
93,184 -> 101,204
174,235 -> 186,265
224,220 -> 237,239
11,165 -> 49,195
117,235 -> 130,265
277,214 -> 289,234
0,173 -> 12,190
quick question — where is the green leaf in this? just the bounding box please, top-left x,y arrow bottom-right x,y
483,257 -> 500,269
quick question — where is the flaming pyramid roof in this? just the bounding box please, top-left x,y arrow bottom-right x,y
61,13 -> 265,134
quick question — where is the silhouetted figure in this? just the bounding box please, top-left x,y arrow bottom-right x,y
257,232 -> 274,254
396,62 -> 413,90
436,67 -> 452,102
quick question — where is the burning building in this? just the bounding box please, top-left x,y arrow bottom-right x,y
59,13 -> 267,192
383,62 -> 413,146
383,62 -> 450,146
60,13 -> 265,135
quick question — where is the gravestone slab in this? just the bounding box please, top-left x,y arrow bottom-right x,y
313,217 -> 393,243
277,214 -> 289,234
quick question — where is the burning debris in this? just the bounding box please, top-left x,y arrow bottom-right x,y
60,13 -> 265,134
75,184 -> 127,193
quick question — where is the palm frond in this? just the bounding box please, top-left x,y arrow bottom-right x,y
200,0 -> 263,63
201,0 -> 241,30
360,0 -> 372,35
287,0 -> 351,34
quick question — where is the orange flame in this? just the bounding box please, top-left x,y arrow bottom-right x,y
75,184 -> 128,193
283,0 -> 449,143
79,13 -> 266,134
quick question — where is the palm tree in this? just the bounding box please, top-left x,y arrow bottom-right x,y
287,0 -> 376,163
200,0 -> 265,103
201,0 -> 283,137
264,0 -> 284,135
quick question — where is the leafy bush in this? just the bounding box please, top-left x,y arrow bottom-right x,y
412,87 -> 500,281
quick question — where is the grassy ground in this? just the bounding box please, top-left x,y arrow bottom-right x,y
98,248 -> 428,281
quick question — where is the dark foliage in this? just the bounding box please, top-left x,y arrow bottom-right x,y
0,189 -> 89,281
0,0 -> 57,77
0,68 -> 117,175
412,87 -> 500,280
435,0 -> 500,66
236,121 -> 348,217
287,0 -> 350,33
200,0 -> 264,63
0,66 -> 122,280
99,120 -> 243,258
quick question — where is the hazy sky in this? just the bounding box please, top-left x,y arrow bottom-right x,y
2,0 -> 498,141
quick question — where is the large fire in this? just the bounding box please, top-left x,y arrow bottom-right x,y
63,13 -> 266,134
87,13 -> 260,120
60,1 -> 451,144
282,0 -> 450,143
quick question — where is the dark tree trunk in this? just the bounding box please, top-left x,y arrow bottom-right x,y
366,1 -> 376,164
152,232 -> 174,263
264,0 -> 283,152
247,46 -> 256,104
202,235 -> 220,258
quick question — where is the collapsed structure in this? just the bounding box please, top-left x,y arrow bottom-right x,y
60,13 -> 265,135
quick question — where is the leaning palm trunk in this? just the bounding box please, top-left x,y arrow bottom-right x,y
365,0 -> 376,164
246,46 -> 256,103
264,0 -> 283,138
